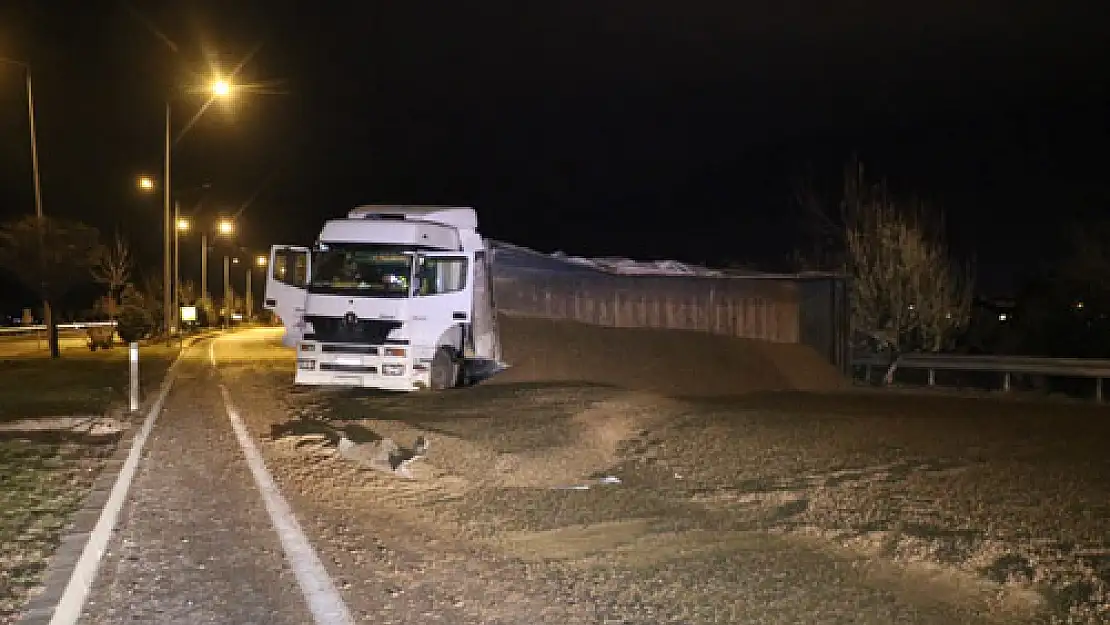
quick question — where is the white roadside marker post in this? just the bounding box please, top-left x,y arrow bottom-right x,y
129,342 -> 139,412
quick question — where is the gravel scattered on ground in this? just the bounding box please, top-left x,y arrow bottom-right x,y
0,440 -> 115,624
0,339 -> 180,622
209,327 -> 1109,623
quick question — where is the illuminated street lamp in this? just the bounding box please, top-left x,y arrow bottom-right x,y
172,215 -> 192,325
243,255 -> 269,321
211,79 -> 232,98
137,175 -> 156,192
216,219 -> 236,328
160,77 -> 235,337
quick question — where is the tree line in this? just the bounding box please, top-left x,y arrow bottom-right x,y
0,215 -> 225,359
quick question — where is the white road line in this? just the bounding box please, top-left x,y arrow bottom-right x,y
212,338 -> 355,625
47,340 -> 192,625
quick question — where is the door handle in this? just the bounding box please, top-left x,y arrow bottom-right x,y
452,311 -> 467,320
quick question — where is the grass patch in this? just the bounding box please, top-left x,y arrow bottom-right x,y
0,342 -> 180,421
0,439 -> 111,619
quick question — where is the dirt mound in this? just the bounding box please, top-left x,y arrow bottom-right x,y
492,315 -> 845,397
339,391 -> 668,488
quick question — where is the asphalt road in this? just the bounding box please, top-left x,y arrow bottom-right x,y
56,329 -> 1040,624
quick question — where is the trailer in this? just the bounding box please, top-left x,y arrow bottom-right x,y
264,205 -> 506,391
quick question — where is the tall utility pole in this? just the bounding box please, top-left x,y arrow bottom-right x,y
173,200 -> 181,331
201,233 -> 208,303
223,254 -> 231,329
3,58 -> 54,356
26,66 -> 51,356
245,266 -> 252,321
163,102 -> 172,336
26,69 -> 43,224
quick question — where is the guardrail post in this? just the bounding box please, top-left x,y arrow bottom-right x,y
1002,372 -> 1011,393
129,342 -> 139,412
1097,378 -> 1103,403
927,369 -> 936,386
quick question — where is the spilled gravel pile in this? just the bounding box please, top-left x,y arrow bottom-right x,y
493,315 -> 847,396
222,328 -> 1108,623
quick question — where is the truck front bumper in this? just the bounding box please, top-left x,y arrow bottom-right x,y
294,369 -> 426,391
294,346 -> 433,391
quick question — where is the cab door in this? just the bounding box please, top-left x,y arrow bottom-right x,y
264,245 -> 311,347
410,252 -> 473,349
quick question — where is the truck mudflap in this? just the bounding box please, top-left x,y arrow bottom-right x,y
461,357 -> 510,385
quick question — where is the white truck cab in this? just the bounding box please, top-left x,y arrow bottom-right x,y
264,205 -> 505,391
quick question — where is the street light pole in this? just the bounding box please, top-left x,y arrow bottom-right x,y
3,58 -> 53,356
201,233 -> 208,302
223,254 -> 231,329
142,78 -> 235,336
163,101 -> 172,337
173,200 -> 181,332
26,69 -> 43,221
26,66 -> 53,356
245,266 -> 252,322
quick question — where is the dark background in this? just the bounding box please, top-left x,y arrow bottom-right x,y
1,1 -> 1108,316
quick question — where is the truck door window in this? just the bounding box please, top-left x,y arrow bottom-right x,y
274,249 -> 308,287
274,253 -> 289,282
416,257 -> 467,296
292,253 -> 308,286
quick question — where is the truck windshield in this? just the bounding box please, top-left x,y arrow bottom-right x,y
308,245 -> 412,297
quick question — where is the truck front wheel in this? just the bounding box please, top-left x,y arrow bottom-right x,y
430,347 -> 457,391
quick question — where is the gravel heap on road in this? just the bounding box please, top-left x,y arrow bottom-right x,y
227,329 -> 1109,623
493,315 -> 847,396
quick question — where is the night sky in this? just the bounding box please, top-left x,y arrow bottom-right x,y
1,1 -> 1108,314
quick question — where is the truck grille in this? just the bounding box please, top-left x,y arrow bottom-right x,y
304,316 -> 402,344
319,363 -> 378,374
321,344 -> 377,354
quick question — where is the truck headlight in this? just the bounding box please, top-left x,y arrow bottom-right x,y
297,359 -> 316,370
384,347 -> 406,357
381,364 -> 404,376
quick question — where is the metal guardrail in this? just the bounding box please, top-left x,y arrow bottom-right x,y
852,353 -> 1110,402
0,321 -> 117,335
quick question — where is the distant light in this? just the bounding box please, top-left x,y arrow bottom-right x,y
176,218 -> 191,232
1075,301 -> 1085,310
180,306 -> 197,322
211,79 -> 231,97
217,219 -> 235,236
998,313 -> 1009,322
233,257 -> 240,264
907,303 -> 916,311
137,175 -> 156,192
256,255 -> 268,267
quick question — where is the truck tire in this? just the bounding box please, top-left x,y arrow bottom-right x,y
430,347 -> 457,391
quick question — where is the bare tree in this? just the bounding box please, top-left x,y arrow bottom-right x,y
0,216 -> 102,358
90,231 -> 132,320
797,158 -> 973,383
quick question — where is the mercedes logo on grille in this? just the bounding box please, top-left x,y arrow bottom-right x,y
343,311 -> 358,327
